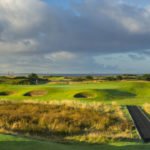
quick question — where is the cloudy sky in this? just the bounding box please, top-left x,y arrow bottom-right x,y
1,0 -> 150,74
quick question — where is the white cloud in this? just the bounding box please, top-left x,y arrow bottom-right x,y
99,1 -> 150,33
0,0 -> 46,30
118,17 -> 141,32
44,51 -> 76,62
0,39 -> 38,53
0,0 -> 47,53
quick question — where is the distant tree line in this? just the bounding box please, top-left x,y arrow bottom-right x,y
0,73 -> 49,85
1,73 -> 150,85
103,74 -> 150,81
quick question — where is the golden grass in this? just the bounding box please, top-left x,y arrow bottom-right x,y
143,103 -> 150,114
0,101 -> 134,143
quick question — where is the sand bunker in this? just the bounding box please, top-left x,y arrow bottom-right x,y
0,91 -> 14,96
74,92 -> 95,98
24,90 -> 48,97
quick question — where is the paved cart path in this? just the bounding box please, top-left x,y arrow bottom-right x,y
127,106 -> 150,142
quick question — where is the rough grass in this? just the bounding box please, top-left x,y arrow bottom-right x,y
143,103 -> 150,114
0,101 -> 134,143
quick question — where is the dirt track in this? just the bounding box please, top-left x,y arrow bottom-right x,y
127,106 -> 150,142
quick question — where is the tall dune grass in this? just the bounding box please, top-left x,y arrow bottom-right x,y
0,101 -> 134,143
143,103 -> 150,114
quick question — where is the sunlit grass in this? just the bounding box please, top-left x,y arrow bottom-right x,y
0,81 -> 150,105
0,101 -> 136,143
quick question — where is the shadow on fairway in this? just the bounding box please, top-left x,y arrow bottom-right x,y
0,141 -> 150,150
94,89 -> 136,100
74,92 -> 95,99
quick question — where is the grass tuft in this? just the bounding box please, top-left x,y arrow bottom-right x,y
0,101 -> 134,143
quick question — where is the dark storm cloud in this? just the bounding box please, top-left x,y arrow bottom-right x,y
0,0 -> 150,55
34,0 -> 150,55
37,0 -> 150,54
0,0 -> 150,73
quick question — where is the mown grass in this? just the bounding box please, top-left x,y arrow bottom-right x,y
0,81 -> 150,105
0,133 -> 149,150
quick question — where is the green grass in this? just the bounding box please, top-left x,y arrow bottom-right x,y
0,81 -> 150,105
1,81 -> 150,149
0,134 -> 150,150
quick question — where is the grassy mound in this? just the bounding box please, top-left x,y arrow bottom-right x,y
0,91 -> 14,96
74,92 -> 95,98
24,90 -> 48,97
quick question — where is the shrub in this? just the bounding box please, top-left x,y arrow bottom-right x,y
142,74 -> 150,81
85,76 -> 94,80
